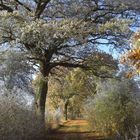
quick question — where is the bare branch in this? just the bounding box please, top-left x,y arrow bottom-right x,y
50,62 -> 87,69
35,0 -> 51,18
0,3 -> 13,12
15,0 -> 32,12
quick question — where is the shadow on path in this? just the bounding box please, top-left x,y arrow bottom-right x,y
46,120 -> 105,140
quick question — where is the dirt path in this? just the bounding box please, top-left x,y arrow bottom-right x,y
46,120 -> 105,140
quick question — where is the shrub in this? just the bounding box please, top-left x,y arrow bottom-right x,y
0,90 -> 45,140
85,78 -> 140,139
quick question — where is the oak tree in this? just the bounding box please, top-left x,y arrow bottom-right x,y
0,0 -> 140,120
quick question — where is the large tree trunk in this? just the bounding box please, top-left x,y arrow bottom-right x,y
37,77 -> 48,121
35,61 -> 50,122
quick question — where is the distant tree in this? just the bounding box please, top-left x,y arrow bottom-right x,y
48,68 -> 96,120
48,53 -> 117,120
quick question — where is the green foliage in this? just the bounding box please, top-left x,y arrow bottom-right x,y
86,51 -> 118,78
48,68 -> 96,119
86,78 -> 140,138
